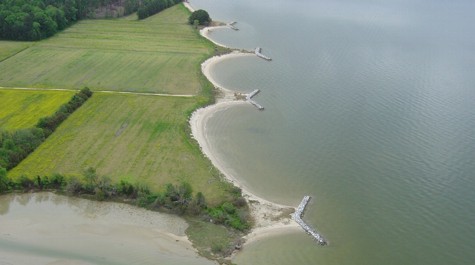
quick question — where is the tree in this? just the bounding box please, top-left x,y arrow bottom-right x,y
83,166 -> 98,192
188,9 -> 211,26
0,166 -> 8,192
195,191 -> 206,208
136,0 -> 181,20
177,181 -> 193,204
0,0 -> 145,40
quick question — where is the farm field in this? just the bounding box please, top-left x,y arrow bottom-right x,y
9,93 -> 230,204
0,41 -> 32,62
0,89 -> 74,130
0,5 -> 213,94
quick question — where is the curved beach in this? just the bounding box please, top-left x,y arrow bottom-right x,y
186,2 -> 299,246
200,27 -> 233,49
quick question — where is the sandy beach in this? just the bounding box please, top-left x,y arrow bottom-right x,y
199,27 -> 233,49
185,1 -> 301,248
185,1 -> 239,49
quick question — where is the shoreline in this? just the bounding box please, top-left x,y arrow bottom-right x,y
185,2 -> 299,249
200,27 -> 233,49
185,1 -> 239,49
0,192 -> 214,265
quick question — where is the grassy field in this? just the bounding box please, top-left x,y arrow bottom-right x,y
0,5 -> 214,94
3,5 -> 244,258
0,41 -> 32,62
0,89 -> 74,130
9,93 -> 231,204
5,4 -> 231,204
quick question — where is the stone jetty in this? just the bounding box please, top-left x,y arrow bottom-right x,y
292,196 -> 327,245
246,89 -> 264,110
246,89 -> 260,100
255,47 -> 272,61
227,21 -> 239,31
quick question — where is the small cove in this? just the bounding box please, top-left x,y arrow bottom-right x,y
190,0 -> 475,264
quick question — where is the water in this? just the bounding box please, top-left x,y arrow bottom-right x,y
190,0 -> 475,264
0,193 -> 215,265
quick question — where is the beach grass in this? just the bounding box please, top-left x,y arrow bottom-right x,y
0,41 -> 32,62
186,218 -> 243,262
8,93 -> 231,204
0,89 -> 74,130
0,4 -> 213,95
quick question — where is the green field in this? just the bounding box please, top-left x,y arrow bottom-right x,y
0,89 -> 74,130
0,5 -> 213,94
5,4 -> 231,205
2,5 -> 243,257
9,93 -> 230,204
0,41 -> 32,62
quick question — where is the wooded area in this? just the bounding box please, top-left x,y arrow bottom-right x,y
0,0 -> 181,40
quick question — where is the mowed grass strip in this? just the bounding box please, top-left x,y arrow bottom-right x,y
0,89 -> 75,130
0,41 -> 32,62
0,4 -> 213,94
9,93 -> 230,204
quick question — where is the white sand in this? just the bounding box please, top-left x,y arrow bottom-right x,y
201,52 -> 255,102
183,2 -> 195,13
186,1 -> 301,250
200,27 -> 233,48
190,58 -> 300,247
184,2 -> 239,49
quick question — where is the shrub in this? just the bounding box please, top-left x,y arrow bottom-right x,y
222,202 -> 236,214
18,175 -> 34,190
233,196 -> 247,208
188,9 -> 211,26
0,166 -> 8,192
36,88 -> 92,134
195,191 -> 207,208
211,243 -> 224,254
117,180 -> 136,197
207,202 -> 250,231
49,173 -> 66,189
66,176 -> 83,194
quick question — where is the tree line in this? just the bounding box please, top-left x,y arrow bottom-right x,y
0,0 -> 182,41
0,166 -> 250,231
0,87 -> 92,171
0,0 -> 77,40
136,0 -> 181,20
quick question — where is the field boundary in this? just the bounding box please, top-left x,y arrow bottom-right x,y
0,45 -> 32,64
0,86 -> 194,98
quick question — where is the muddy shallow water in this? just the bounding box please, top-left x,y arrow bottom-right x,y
0,192 -> 216,265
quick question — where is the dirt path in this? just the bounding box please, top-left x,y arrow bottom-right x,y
0,86 -> 195,98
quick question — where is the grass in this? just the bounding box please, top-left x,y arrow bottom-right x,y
0,41 -> 32,62
0,89 -> 75,130
2,5 -> 243,260
186,218 -> 243,264
0,4 -> 214,95
8,93 -> 232,204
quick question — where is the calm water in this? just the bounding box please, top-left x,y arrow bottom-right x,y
0,193 -> 215,265
191,0 -> 475,264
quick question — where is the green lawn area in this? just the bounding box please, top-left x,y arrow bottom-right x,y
0,41 -> 32,62
0,4 -> 213,94
8,93 -> 230,204
0,89 -> 74,130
